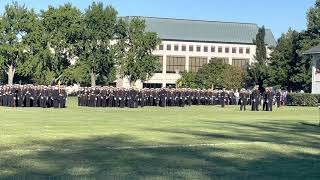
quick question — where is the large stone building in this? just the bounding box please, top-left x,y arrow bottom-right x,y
117,17 -> 277,88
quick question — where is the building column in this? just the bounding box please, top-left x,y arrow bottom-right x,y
162,55 -> 167,88
185,55 -> 189,72
162,55 -> 166,75
207,56 -> 211,63
312,55 -> 318,94
229,57 -> 232,65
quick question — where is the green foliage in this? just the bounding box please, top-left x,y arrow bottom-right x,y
116,17 -> 161,85
267,29 -> 312,91
307,0 -> 320,33
1,2 -> 162,86
39,4 -> 82,84
61,62 -> 91,86
246,26 -> 268,89
286,93 -> 318,107
267,29 -> 298,89
196,58 -> 229,89
177,58 -> 246,89
176,71 -> 199,88
222,65 -> 247,90
0,2 -> 36,85
255,26 -> 267,62
75,2 -> 117,87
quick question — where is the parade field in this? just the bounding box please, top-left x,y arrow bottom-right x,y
0,97 -> 319,179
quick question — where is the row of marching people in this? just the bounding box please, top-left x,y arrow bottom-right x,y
78,87 -> 244,108
0,85 -> 67,108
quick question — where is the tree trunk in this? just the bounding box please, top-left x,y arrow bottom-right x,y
7,65 -> 15,85
91,71 -> 96,87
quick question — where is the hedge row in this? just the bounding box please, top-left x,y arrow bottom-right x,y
286,93 -> 320,107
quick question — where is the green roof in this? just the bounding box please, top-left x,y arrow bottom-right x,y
124,16 -> 277,47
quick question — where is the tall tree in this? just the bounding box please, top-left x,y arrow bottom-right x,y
246,26 -> 268,90
39,3 -> 82,84
75,2 -> 117,87
16,8 -> 56,85
0,2 -> 36,85
116,17 -> 161,86
267,29 -> 300,90
307,0 -> 320,35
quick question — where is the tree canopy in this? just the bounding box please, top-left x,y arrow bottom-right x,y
0,2 -> 37,85
74,2 -> 117,87
177,58 -> 246,90
0,2 -> 160,86
246,26 -> 268,90
116,17 -> 161,86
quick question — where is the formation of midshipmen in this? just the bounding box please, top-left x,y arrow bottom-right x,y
0,84 -> 285,111
78,87 -> 241,108
0,85 -> 67,108
78,86 -> 285,111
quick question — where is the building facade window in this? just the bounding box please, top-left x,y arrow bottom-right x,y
222,58 -> 229,64
211,46 -> 215,52
239,47 -> 243,54
189,57 -> 208,72
218,46 -> 223,53
232,58 -> 250,69
189,45 -> 194,52
166,56 -> 186,73
246,48 -> 250,54
204,46 -> 208,52
155,56 -> 163,73
212,57 -> 229,64
166,83 -> 176,88
225,47 -> 230,53
159,44 -> 163,50
143,83 -> 162,88
167,44 -> 171,51
182,45 -> 186,51
196,46 -> 201,52
174,44 -> 179,51
232,47 -> 237,53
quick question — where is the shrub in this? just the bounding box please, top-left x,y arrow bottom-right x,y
286,93 -> 319,107
176,71 -> 199,89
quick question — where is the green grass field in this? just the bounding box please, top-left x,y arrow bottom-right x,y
0,97 -> 319,179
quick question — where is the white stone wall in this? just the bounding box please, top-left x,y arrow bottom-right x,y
312,55 -> 320,94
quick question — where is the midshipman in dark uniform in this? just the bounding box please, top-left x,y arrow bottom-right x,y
239,89 -> 247,111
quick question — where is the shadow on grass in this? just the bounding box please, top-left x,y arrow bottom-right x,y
1,121 -> 320,179
300,122 -> 320,127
